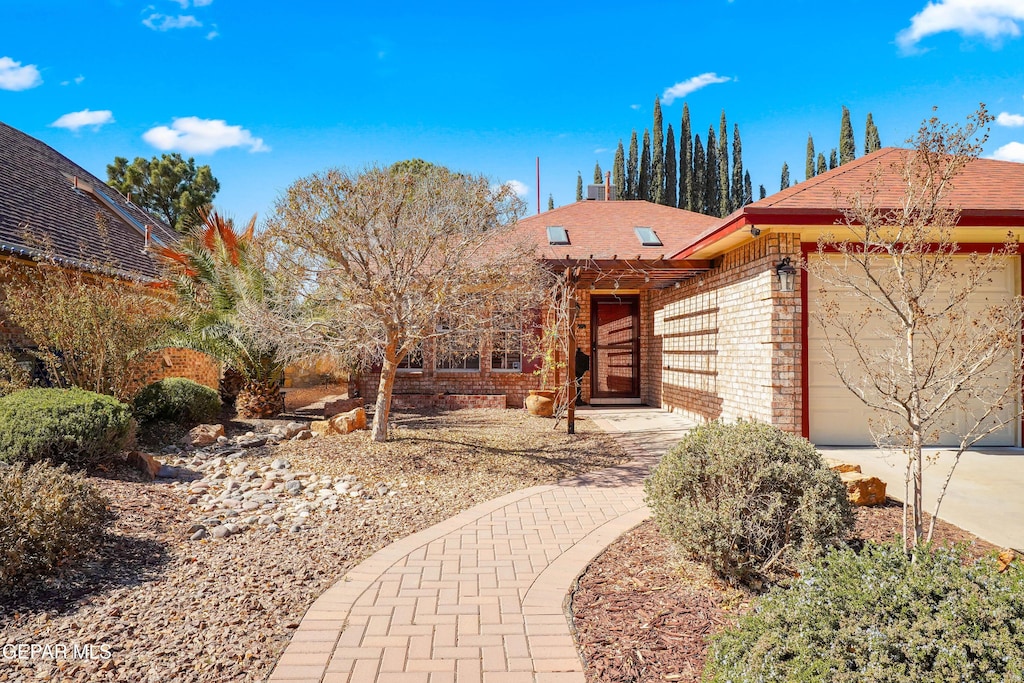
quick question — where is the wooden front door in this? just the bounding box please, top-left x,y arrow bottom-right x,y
590,296 -> 640,399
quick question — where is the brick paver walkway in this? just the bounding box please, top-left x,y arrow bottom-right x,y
268,407 -> 695,683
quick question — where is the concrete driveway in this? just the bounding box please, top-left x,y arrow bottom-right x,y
817,446 -> 1024,550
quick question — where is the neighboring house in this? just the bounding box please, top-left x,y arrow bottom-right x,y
369,149 -> 1024,448
0,121 -> 218,391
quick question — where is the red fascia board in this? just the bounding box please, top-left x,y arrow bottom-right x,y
673,214 -> 752,258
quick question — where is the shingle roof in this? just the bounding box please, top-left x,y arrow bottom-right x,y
513,200 -> 719,260
0,121 -> 178,279
675,147 -> 1024,258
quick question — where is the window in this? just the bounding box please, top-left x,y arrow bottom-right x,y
435,319 -> 481,371
634,226 -> 662,247
398,344 -> 423,370
491,313 -> 523,372
547,226 -> 569,245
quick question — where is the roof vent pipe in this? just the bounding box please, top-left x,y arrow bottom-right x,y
605,172 -> 611,201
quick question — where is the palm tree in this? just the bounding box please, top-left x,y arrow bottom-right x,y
154,208 -> 284,418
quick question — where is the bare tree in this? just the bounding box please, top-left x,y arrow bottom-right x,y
259,165 -> 551,442
806,105 -> 1024,548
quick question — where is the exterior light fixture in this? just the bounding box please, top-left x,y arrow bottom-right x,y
775,257 -> 797,293
750,225 -> 761,237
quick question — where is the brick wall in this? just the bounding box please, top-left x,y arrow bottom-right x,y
644,232 -> 802,434
131,348 -> 221,394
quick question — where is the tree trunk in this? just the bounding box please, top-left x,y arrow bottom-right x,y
912,430 -> 924,545
371,357 -> 398,443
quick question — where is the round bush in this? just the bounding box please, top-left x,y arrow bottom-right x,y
705,543 -> 1024,682
0,460 -> 111,592
0,387 -> 135,468
644,420 -> 852,583
132,377 -> 221,426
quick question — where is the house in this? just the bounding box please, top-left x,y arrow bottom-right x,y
368,148 -> 1024,447
0,121 -> 219,391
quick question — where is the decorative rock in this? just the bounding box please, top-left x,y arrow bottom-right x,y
293,430 -> 314,441
231,462 -> 248,476
330,407 -> 367,434
825,458 -> 863,474
224,523 -> 241,534
210,525 -> 232,539
126,451 -> 162,480
840,471 -> 887,506
258,515 -> 274,525
190,528 -> 208,541
271,458 -> 290,470
184,424 -> 225,447
157,465 -> 177,478
216,436 -> 229,444
310,420 -> 333,436
285,480 -> 303,495
289,524 -> 302,533
242,500 -> 260,511
266,524 -> 280,533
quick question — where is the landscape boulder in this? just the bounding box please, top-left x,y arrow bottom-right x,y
824,458 -> 862,474
840,471 -> 887,506
311,408 -> 367,435
126,451 -> 161,480
183,423 -> 225,447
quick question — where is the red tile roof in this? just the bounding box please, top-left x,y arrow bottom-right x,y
513,200 -> 719,260
675,147 -> 1024,258
0,121 -> 178,278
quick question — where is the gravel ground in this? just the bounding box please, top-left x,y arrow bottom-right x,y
0,408 -> 627,683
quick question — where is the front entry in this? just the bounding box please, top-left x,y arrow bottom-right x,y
590,296 -> 641,402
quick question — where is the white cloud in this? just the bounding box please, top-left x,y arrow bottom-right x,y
193,0 -> 213,5
661,72 -> 731,105
143,117 -> 268,154
206,28 -> 219,40
593,147 -> 608,154
991,141 -> 1024,162
143,13 -> 202,31
897,0 -> 1024,53
504,180 -> 529,197
629,104 -> 640,110
60,74 -> 86,86
50,109 -> 115,131
997,111 -> 1024,126
0,56 -> 42,91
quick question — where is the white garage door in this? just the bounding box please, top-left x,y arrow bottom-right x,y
808,253 -> 1020,446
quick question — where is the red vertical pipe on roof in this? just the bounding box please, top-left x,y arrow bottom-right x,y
605,171 -> 611,201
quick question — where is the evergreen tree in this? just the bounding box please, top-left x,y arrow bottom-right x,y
743,170 -> 752,206
576,172 -> 583,201
806,133 -> 816,180
829,148 -> 838,170
652,97 -> 665,204
817,152 -> 827,175
664,124 -> 677,207
692,135 -> 706,216
627,130 -> 639,199
593,162 -> 602,184
705,126 -> 720,216
639,129 -> 652,201
759,184 -> 767,200
718,111 -> 730,216
839,105 -> 856,165
680,103 -> 692,210
731,123 -> 744,210
612,140 -> 625,199
547,194 -> 554,211
780,161 -> 790,191
864,112 -> 881,154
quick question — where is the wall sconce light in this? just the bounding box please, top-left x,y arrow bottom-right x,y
775,256 -> 797,293
750,225 -> 761,237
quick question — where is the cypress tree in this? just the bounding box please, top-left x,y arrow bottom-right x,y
576,172 -> 583,202
664,124 -> 677,207
864,112 -> 881,154
759,184 -> 767,200
829,148 -> 838,170
718,111 -> 730,216
627,130 -> 639,199
639,129 -> 652,201
652,97 -> 665,204
780,162 -> 790,191
612,140 -> 625,199
705,126 -> 720,216
743,170 -> 752,206
806,134 -> 815,180
679,103 -> 692,210
839,105 -> 856,165
731,123 -> 744,210
817,152 -> 827,175
593,162 -> 603,184
547,194 -> 554,211
692,135 -> 706,216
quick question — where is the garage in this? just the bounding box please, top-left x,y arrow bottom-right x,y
807,253 -> 1021,447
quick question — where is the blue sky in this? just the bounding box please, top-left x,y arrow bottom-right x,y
3,0 -> 1024,222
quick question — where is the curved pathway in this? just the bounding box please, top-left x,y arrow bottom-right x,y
268,407 -> 696,683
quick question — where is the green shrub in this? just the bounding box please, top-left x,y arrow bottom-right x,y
645,420 -> 852,583
704,543 -> 1024,682
132,377 -> 221,426
0,387 -> 135,468
0,461 -> 110,592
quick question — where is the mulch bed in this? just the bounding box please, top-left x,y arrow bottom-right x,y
572,501 -> 1001,683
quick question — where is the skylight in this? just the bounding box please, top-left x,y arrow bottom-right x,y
547,226 -> 569,245
635,226 -> 662,247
